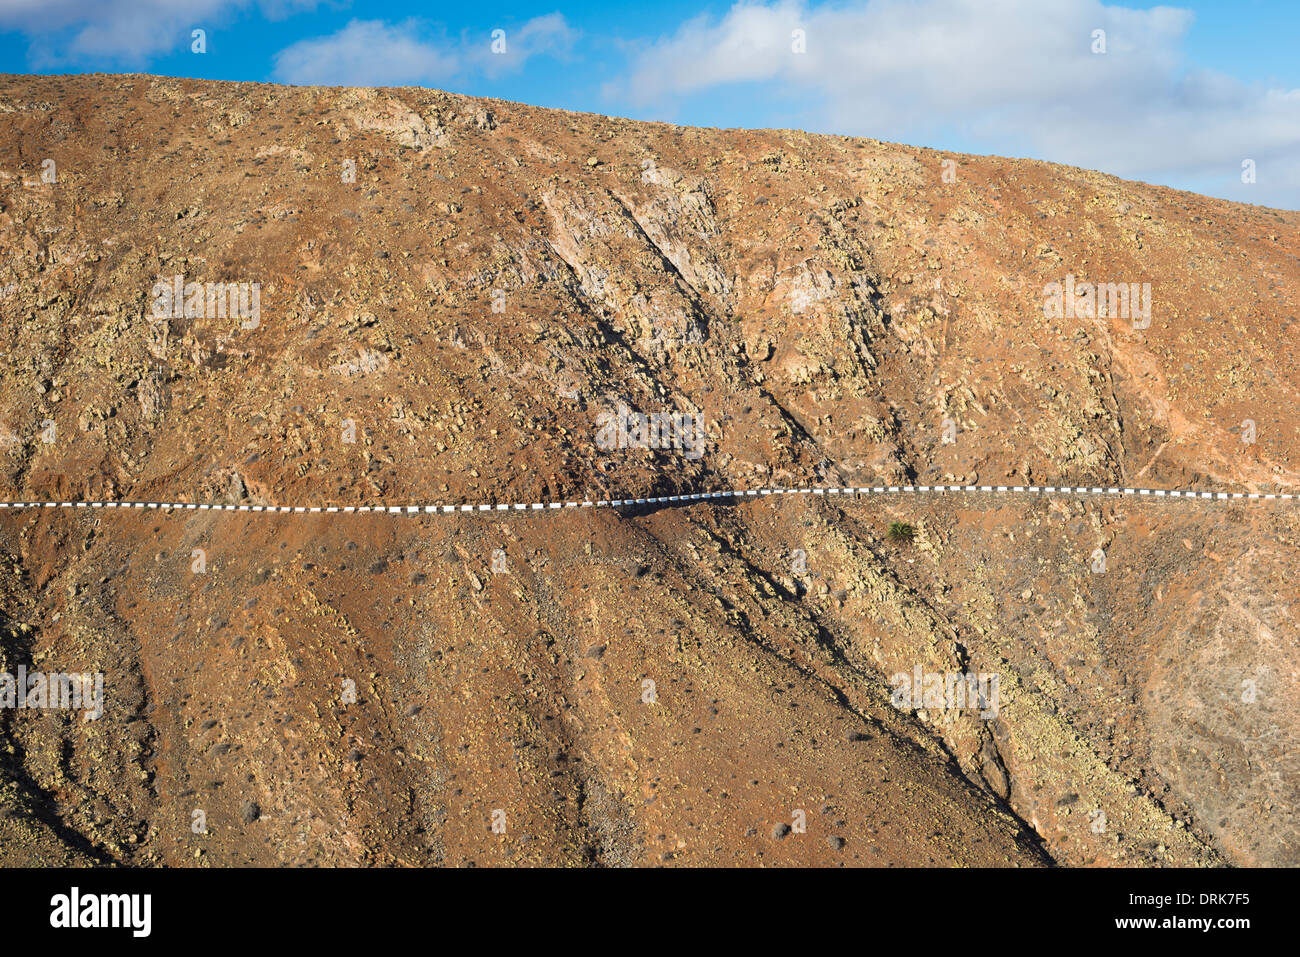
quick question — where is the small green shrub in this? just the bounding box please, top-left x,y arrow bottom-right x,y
887,521 -> 915,544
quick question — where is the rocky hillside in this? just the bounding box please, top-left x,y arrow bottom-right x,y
0,73 -> 1297,866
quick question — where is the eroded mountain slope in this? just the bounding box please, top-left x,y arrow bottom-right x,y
0,74 -> 1297,866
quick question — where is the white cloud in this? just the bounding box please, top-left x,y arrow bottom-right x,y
271,14 -> 577,87
474,12 -> 577,78
0,0 -> 318,63
614,0 -> 1300,208
271,19 -> 460,87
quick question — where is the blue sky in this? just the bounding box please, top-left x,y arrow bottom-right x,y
2,0 -> 1297,209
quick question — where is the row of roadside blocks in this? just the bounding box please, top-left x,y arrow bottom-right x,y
0,484 -> 1294,514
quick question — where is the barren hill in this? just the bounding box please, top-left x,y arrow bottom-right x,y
1,73 -> 1297,866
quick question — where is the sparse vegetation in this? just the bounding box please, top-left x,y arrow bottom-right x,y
1,71 -> 1291,872
887,521 -> 915,544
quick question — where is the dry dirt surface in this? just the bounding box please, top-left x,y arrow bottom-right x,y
0,73 -> 1297,867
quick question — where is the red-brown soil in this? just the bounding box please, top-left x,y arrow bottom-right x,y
1,73 -> 1297,866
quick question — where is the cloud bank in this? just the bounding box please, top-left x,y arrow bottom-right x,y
0,0 -> 318,63
614,0 -> 1300,207
270,14 -> 577,87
